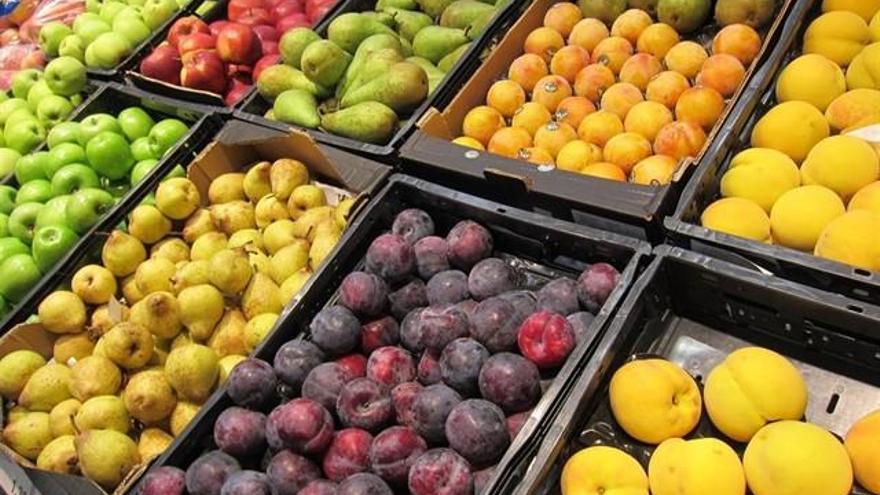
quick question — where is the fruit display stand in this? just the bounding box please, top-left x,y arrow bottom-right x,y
397,0 -> 797,242
666,0 -> 880,304
0,82 -> 224,332
127,174 -> 649,495
495,245 -> 880,495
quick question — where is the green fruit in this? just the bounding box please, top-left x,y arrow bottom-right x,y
32,225 -> 79,273
0,237 -> 29,263
0,186 -> 16,214
14,151 -> 49,184
47,143 -> 88,177
36,95 -> 75,128
0,148 -> 21,179
5,118 -> 46,155
130,159 -> 159,185
65,188 -> 115,233
0,98 -> 30,126
130,136 -> 156,161
35,195 -> 71,229
0,213 -> 7,237
51,164 -> 101,196
578,0 -> 626,24
279,28 -> 321,69
9,202 -> 44,244
273,90 -> 320,128
47,122 -> 81,149
657,0 -> 710,33
0,253 -> 42,301
147,118 -> 188,157
77,113 -> 122,145
58,34 -> 86,61
117,107 -> 155,142
15,180 -> 53,205
86,131 -> 134,180
11,70 -> 42,100
44,56 -> 88,97
39,22 -> 73,57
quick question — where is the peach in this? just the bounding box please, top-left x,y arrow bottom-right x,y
451,136 -> 485,150
534,121 -> 578,158
624,100 -> 674,141
543,2 -> 582,38
654,121 -> 707,160
462,106 -> 505,146
636,22 -> 680,58
611,9 -> 653,45
845,409 -> 880,494
486,79 -> 526,118
511,101 -> 553,136
577,110 -> 624,147
568,18 -> 609,53
555,140 -> 603,172
646,70 -> 691,109
517,146 -> 555,166
550,45 -> 591,83
697,54 -> 745,97
619,53 -> 663,91
665,41 -> 709,79
532,75 -> 573,112
592,36 -> 634,74
574,63 -> 616,103
580,162 -> 627,181
713,24 -> 762,66
675,86 -> 725,129
555,96 -> 596,128
603,132 -> 653,173
487,127 -> 533,158
508,54 -> 549,93
600,82 -> 644,120
524,26 -> 565,63
631,155 -> 678,185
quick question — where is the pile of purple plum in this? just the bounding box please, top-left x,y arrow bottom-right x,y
140,209 -> 620,495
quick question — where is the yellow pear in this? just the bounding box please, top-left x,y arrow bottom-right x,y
242,273 -> 282,320
287,185 -> 327,219
69,355 -> 122,401
102,321 -> 154,370
280,269 -> 313,302
208,248 -> 253,294
89,303 -> 128,336
171,331 -> 195,350
71,264 -> 118,305
121,274 -> 145,304
74,395 -> 130,433
170,401 -> 200,436
164,344 -> 219,403
138,428 -> 173,461
178,284 -> 225,341
335,197 -> 356,228
156,177 -> 201,220
2,412 -> 52,460
208,172 -> 246,204
151,238 -> 190,263
243,161 -> 272,201
48,399 -> 81,437
130,291 -> 182,339
255,195 -> 290,227
101,230 -> 147,277
291,206 -> 335,240
6,406 -> 28,425
38,291 -> 87,334
0,350 -> 46,399
75,429 -> 140,491
270,158 -> 309,200
218,354 -> 247,383
190,231 -> 228,261
211,200 -> 256,235
171,260 -> 210,293
182,208 -> 217,243
19,363 -> 72,411
245,313 -> 279,351
36,435 -> 78,474
54,333 -> 95,364
135,257 -> 176,295
208,309 -> 249,357
124,369 -> 177,424
269,241 -> 310,284
129,204 -> 172,244
228,229 -> 264,250
246,246 -> 270,275
262,219 -> 298,254
310,229 -> 341,269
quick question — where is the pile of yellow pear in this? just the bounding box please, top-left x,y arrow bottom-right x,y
560,346 -> 880,495
0,159 -> 353,491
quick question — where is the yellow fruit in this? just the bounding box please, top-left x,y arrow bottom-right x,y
720,148 -> 801,212
555,140 -> 602,172
624,101 -> 674,142
701,197 -> 771,242
770,185 -> 846,251
825,88 -> 880,130
804,11 -> 871,66
872,10 -> 880,41
822,0 -> 880,23
648,438 -> 745,495
801,135 -> 879,200
744,421 -> 853,495
776,54 -> 846,110
462,106 -> 505,146
750,101 -> 830,162
609,359 -> 701,445
849,180 -> 880,212
845,409 -> 880,494
577,110 -> 624,147
603,132 -> 653,174
814,210 -> 880,269
664,41 -> 708,79
703,347 -> 807,443
561,446 -> 649,495
846,42 -> 880,89
452,136 -> 485,150
630,155 -> 678,185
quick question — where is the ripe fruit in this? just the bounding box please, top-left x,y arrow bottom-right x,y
462,106 -> 505,146
845,409 -> 880,494
561,446 -> 648,495
776,54 -> 846,111
770,185 -> 846,251
486,80 -> 526,118
648,438 -> 745,495
664,41 -> 708,78
701,197 -> 771,242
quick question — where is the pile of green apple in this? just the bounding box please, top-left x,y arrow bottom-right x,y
0,105 -> 189,316
38,0 -> 191,70
0,165 -> 353,490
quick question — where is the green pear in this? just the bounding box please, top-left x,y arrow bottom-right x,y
48,398 -> 81,437
242,273 -> 283,320
36,435 -> 78,474
438,42 -> 471,72
123,369 -> 176,424
273,89 -> 321,129
164,344 -> 218,402
102,321 -> 154,370
466,9 -> 494,39
130,291 -> 182,339
19,363 -> 72,412
413,25 -> 469,64
407,56 -> 445,93
327,13 -> 397,54
279,27 -> 321,68
178,284 -> 225,341
0,350 -> 46,399
75,429 -> 140,491
336,33 -> 405,98
439,0 -> 495,29
376,0 -> 418,11
257,65 -> 330,101
208,248 -> 254,294
418,0 -> 456,18
69,355 -> 121,401
322,102 -> 399,143
74,395 -> 130,433
300,40 -> 352,88
343,48 -> 404,100
362,11 -> 395,27
207,309 -> 249,357
2,411 -> 52,460
341,61 -> 428,113
390,9 -> 434,41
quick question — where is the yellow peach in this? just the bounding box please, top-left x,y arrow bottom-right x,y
845,409 -> 880,494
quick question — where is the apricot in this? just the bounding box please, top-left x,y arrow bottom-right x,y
824,88 -> 880,131
555,96 -> 595,128
619,53 -> 663,91
845,409 -> 880,494
697,54 -> 746,97
751,100 -> 830,162
452,136 -> 485,150
654,121 -> 707,160
567,18 -> 609,53
637,22 -> 680,58
580,162 -> 627,181
508,53 -> 549,92
665,41 -> 709,79
625,101 -> 674,141
577,110 -> 624,147
573,63 -> 616,103
815,210 -> 880,270
543,2 -> 582,38
631,155 -> 678,185
517,146 -> 555,166
487,127 -> 533,158
511,101 -> 553,136
803,10 -> 870,67
702,197 -> 771,241
524,26 -> 565,63
561,446 -> 649,495
611,8 -> 653,45
592,36 -> 634,74
649,438 -> 745,495
555,139 -> 603,172
462,105 -> 505,146
646,70 -> 691,109
550,45 -> 591,83
532,75 -> 573,112
801,135 -> 879,200
849,180 -> 880,213
776,53 -> 846,111
600,82 -> 644,120
770,185 -> 845,251
713,24 -> 762,65
603,132 -> 653,174
720,147 -> 801,212
487,79 -> 527,118
675,86 -> 725,129
533,121 -> 578,158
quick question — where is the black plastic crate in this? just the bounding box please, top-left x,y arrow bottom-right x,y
0,82 -> 226,334
499,245 -> 880,494
126,173 -> 650,494
663,0 -> 880,303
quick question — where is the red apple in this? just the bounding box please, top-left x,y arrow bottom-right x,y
224,78 -> 251,106
178,32 -> 216,54
226,63 -> 252,80
252,25 -> 279,42
305,0 -> 335,24
253,53 -> 279,81
168,16 -> 211,47
228,0 -> 272,26
209,20 -> 232,37
275,13 -> 309,33
216,23 -> 262,65
140,43 -> 182,85
261,40 -> 278,54
272,0 -> 303,19
181,49 -> 228,94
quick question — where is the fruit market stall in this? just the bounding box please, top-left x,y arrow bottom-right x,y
398,0 -> 794,241
0,118 -> 389,494
127,174 -> 649,495
667,0 -> 880,303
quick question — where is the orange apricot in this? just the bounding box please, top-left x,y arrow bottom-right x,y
653,120 -> 707,160
452,136 -> 485,150
600,82 -> 644,120
603,131 -> 654,173
524,27 -> 565,63
665,41 -> 709,79
592,36 -> 634,74
487,79 -> 527,118
696,54 -> 746,98
550,45 -> 591,83
532,75 -> 573,112
624,100 -> 674,141
631,154 -> 678,185
577,110 -> 624,147
487,126 -> 533,158
555,96 -> 596,128
611,9 -> 653,45
518,146 -> 555,166
580,162 -> 627,181
636,22 -> 680,58
533,121 -> 578,158
462,105 -> 505,146
646,70 -> 691,109
556,139 -> 603,172
568,18 -> 610,53
511,101 -> 553,136
675,86 -> 725,129
508,53 -> 549,93
619,53 -> 663,91
574,63 -> 616,103
712,24 -> 762,66
543,2 -> 582,38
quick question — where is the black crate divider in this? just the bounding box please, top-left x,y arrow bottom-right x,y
125,173 -> 651,495
0,82 -> 226,335
663,0 -> 880,303
498,245 -> 880,494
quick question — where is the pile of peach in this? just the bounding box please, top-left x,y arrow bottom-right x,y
455,4 -> 763,186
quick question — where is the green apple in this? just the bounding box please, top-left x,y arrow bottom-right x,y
0,148 -> 21,179
66,187 -> 115,233
74,13 -> 103,29
9,202 -> 44,244
100,1 -> 128,23
112,15 -> 152,46
166,164 -> 186,179
0,98 -> 30,126
35,195 -> 70,229
51,164 -> 100,196
86,131 -> 134,180
58,34 -> 86,61
0,237 -> 29,263
69,94 -> 83,107
78,113 -> 121,145
11,70 -> 42,100
140,193 -> 155,206
0,253 -> 43,301
117,107 -> 155,142
27,80 -> 55,110
36,95 -> 75,127
39,21 -> 73,57
0,213 -> 7,237
130,159 -> 158,185
148,118 -> 188,157
5,119 -> 46,155
44,56 -> 87,97
0,186 -> 16,214
47,122 -> 81,149
32,225 -> 79,273
15,180 -> 53,205
130,136 -> 156,161
84,32 -> 132,69
116,6 -> 144,20
0,92 -> 7,103
102,178 -> 130,198
5,109 -> 37,132
142,0 -> 179,30
47,143 -> 88,177
86,0 -> 101,12
14,151 -> 49,184
74,17 -> 111,45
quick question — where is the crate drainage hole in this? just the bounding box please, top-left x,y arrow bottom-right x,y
826,393 -> 840,414
854,268 -> 872,278
496,208 -> 506,214
847,304 -> 863,313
